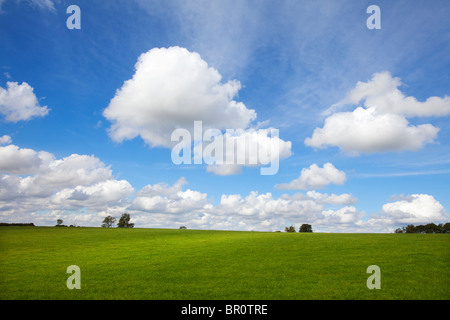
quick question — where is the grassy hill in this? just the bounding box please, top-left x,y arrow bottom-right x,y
0,226 -> 448,299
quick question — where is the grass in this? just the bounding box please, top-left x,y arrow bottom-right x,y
0,226 -> 449,300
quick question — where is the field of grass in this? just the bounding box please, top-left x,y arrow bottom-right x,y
0,226 -> 449,300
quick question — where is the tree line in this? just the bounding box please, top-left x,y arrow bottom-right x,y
102,213 -> 134,228
285,224 -> 313,233
395,222 -> 450,234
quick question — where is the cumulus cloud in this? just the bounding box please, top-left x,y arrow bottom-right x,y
130,177 -> 360,232
0,82 -> 49,122
305,107 -> 439,154
305,72 -> 448,154
200,128 -> 292,175
104,46 -> 256,148
0,135 -> 11,145
345,71 -> 450,117
380,194 -> 447,224
132,177 -> 210,214
0,143 -> 133,225
276,163 -> 346,190
0,144 -> 52,174
2,146 -> 445,232
104,47 -> 292,174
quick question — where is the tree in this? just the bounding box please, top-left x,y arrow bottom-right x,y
101,216 -> 116,228
117,213 -> 134,228
299,224 -> 313,232
443,223 -> 450,233
56,219 -> 63,226
285,225 -> 296,232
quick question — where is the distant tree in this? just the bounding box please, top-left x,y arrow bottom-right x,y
179,226 -> 187,230
56,219 -> 63,226
299,224 -> 313,233
443,223 -> 450,233
285,225 -> 296,232
117,213 -> 134,228
405,224 -> 416,233
395,222 -> 450,233
102,216 -> 116,228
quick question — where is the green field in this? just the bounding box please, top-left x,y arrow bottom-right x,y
0,226 -> 449,300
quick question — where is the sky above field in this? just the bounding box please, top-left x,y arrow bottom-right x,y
1,0 -> 449,232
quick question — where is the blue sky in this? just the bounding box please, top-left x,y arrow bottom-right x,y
0,0 -> 449,232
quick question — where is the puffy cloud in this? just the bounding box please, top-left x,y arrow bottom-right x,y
0,144 -> 134,226
132,177 -> 210,214
200,128 -> 292,175
305,72 -> 447,154
380,194 -> 447,224
104,47 -> 292,175
0,144 -> 52,174
127,177 -> 362,231
0,135 -> 11,145
104,46 -> 256,148
276,163 -> 346,190
51,179 -> 134,208
345,71 -> 450,117
318,206 -> 363,225
305,107 -> 439,154
35,154 -> 113,190
0,82 -> 49,122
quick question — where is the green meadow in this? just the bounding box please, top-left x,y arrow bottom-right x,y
0,226 -> 448,300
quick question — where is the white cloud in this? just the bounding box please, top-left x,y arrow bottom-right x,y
0,144 -> 52,174
104,46 -> 256,148
201,128 -> 292,175
132,178 -> 210,215
35,154 -> 113,190
0,144 -> 134,226
305,107 -> 439,154
127,177 -> 362,231
0,82 -> 50,122
51,179 -> 134,208
0,135 -> 11,145
345,71 -> 450,117
276,162 -> 346,190
305,72 -> 447,154
380,194 -> 447,224
2,145 -> 444,232
319,206 -> 363,225
104,47 -> 292,174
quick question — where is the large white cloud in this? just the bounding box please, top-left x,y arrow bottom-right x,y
0,144 -> 52,174
275,162 -> 346,190
104,47 -> 292,175
104,46 -> 257,148
305,72 -> 448,154
380,194 -> 447,224
0,82 -> 49,122
0,143 -> 134,226
305,106 -> 439,154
